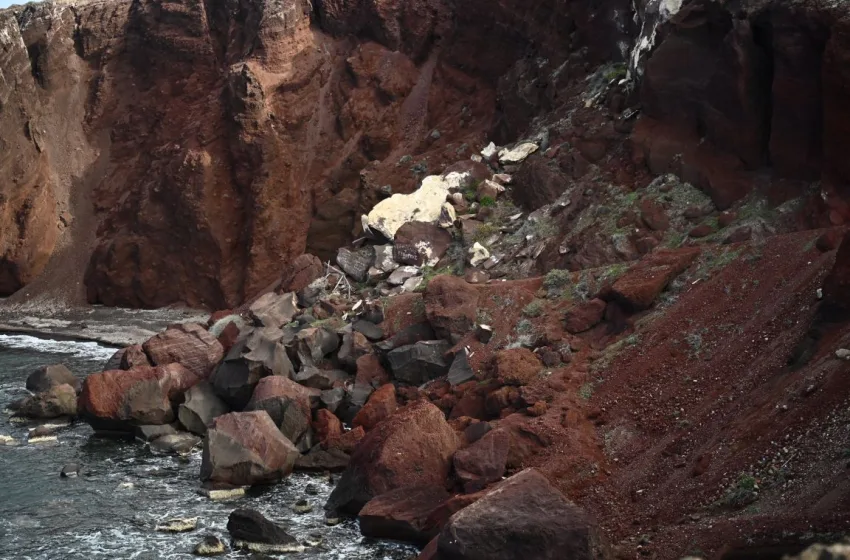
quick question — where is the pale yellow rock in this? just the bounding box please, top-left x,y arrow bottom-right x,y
498,142 -> 539,164
363,175 -> 451,239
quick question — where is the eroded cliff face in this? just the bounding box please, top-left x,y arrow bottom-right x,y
3,0 -> 850,310
0,0 -> 631,309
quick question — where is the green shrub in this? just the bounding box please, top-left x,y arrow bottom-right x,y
523,299 -> 544,317
479,196 -> 496,207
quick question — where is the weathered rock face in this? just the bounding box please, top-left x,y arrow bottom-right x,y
201,411 -> 300,486
79,364 -> 201,431
178,381 -> 229,435
325,400 -> 460,515
142,323 -> 224,378
359,485 -> 451,545
17,383 -> 77,419
244,375 -> 314,444
26,364 -> 79,393
0,0 -> 633,308
436,468 -> 597,560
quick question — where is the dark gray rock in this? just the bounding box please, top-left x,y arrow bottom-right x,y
320,387 -> 345,413
295,328 -> 340,367
60,463 -> 81,478
294,367 -> 348,391
336,247 -> 375,283
179,382 -> 229,436
375,323 -> 436,352
26,364 -> 79,393
448,350 -> 475,386
352,320 -> 384,341
243,327 -> 294,378
227,508 -> 299,549
294,446 -> 350,472
387,341 -> 451,385
193,534 -> 227,556
209,342 -> 265,410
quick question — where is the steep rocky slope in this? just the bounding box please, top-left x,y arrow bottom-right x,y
0,0 -> 632,309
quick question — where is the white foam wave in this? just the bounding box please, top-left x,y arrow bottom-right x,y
0,334 -> 116,362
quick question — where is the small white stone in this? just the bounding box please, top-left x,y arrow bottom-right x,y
468,243 -> 490,267
480,142 -> 498,159
835,348 -> 850,360
498,142 -> 539,164
156,517 -> 198,533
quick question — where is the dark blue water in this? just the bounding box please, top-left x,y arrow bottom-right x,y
0,334 -> 417,559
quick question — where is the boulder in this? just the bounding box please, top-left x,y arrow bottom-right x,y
120,344 -> 151,369
26,364 -> 79,393
150,432 -> 201,455
103,349 -> 124,371
295,327 -> 340,367
280,254 -> 324,294
313,408 -> 343,443
295,446 -> 350,472
476,180 -> 504,201
563,298 -> 607,334
178,382 -> 229,436
243,327 -> 295,378
393,222 -> 453,267
388,266 -> 421,286
355,354 -> 391,388
608,248 -> 700,311
135,424 -> 178,441
324,425 -> 365,454
424,275 -> 479,343
452,429 -> 510,493
209,342 -> 265,409
376,322 -> 436,352
201,411 -> 300,486
447,350 -> 475,386
79,364 -> 201,431
249,291 -> 299,329
359,485 -> 451,545
352,384 -> 397,431
17,384 -> 77,419
337,247 -> 376,282
436,469 -> 596,560
325,400 -> 460,515
352,320 -> 384,341
143,323 -> 224,378
294,367 -> 348,390
320,386 -> 346,413
193,534 -> 227,556
227,509 -> 301,553
373,245 -> 399,273
363,175 -> 452,240
244,376 -> 314,444
338,331 -> 372,368
388,341 -> 451,385
494,348 -> 541,386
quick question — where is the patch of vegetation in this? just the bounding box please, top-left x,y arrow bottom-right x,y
311,317 -> 344,331
685,328 -> 708,358
579,383 -> 595,400
664,231 -> 686,248
412,296 -> 426,317
516,319 -> 534,334
603,62 -> 627,83
523,299 -> 544,318
415,266 -> 452,292
590,334 -> 641,374
472,223 -> 500,244
718,473 -> 759,509
543,269 -> 573,299
479,196 -> 496,207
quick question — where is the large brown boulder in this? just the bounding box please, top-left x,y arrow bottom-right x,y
79,364 -> 201,432
142,323 -> 224,378
424,276 -> 479,343
244,376 -> 315,444
608,248 -> 699,311
120,344 -> 152,370
352,383 -> 398,431
26,364 -> 79,393
436,469 -> 597,560
393,222 -> 453,266
494,348 -> 541,387
325,400 -> 460,515
452,429 -> 509,493
563,298 -> 607,334
201,411 -> 300,486
359,485 -> 451,545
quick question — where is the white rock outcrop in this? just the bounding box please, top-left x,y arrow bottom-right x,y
362,176 -> 451,240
